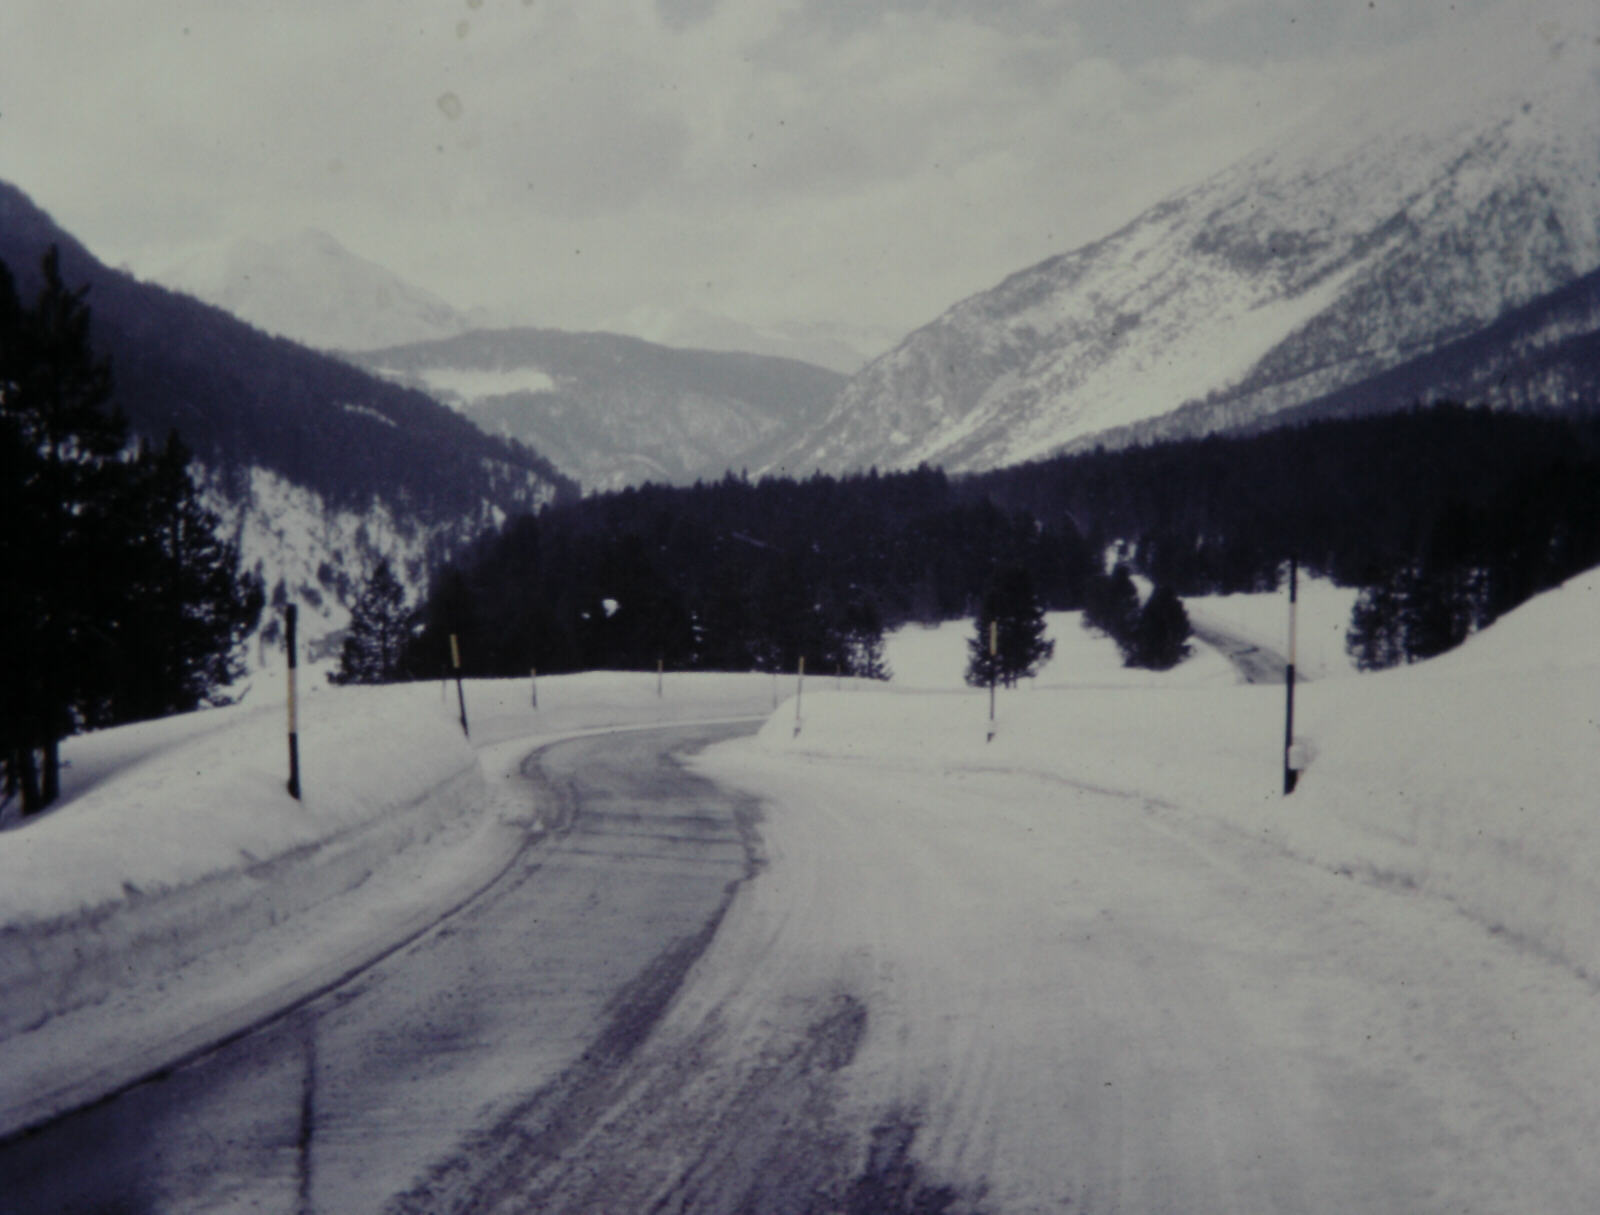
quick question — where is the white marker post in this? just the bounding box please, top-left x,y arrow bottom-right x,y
531,666 -> 538,710
285,604 -> 301,800
1283,558 -> 1299,795
793,655 -> 805,736
987,619 -> 998,743
451,633 -> 469,738
657,656 -> 664,698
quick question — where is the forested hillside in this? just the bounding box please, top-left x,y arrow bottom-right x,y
0,182 -> 577,523
409,405 -> 1600,679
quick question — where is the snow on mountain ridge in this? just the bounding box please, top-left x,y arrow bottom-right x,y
156,229 -> 470,352
772,2 -> 1600,474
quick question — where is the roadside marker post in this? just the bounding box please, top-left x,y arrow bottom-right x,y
793,656 -> 805,736
531,667 -> 538,710
451,633 -> 469,738
987,619 -> 998,743
657,656 -> 664,698
1283,558 -> 1299,795
285,604 -> 301,800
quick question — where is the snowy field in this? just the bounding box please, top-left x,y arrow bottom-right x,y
4,574 -> 1599,1208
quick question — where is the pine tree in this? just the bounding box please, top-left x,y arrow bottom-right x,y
1124,584 -> 1193,670
965,567 -> 1054,688
1081,564 -> 1140,641
840,597 -> 891,681
3,250 -> 263,812
3,249 -> 125,811
102,432 -> 263,721
332,559 -> 415,684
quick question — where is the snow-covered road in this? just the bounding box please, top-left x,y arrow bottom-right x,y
0,722 -> 765,1214
683,745 -> 1600,1213
3,574 -> 1595,1212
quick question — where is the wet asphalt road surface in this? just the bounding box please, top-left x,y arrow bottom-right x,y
0,721 -> 774,1214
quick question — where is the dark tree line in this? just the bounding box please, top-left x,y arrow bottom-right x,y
403,468 -> 1100,681
973,404 -> 1600,666
2,250 -> 262,814
1081,566 -> 1193,671
409,402 -> 1598,680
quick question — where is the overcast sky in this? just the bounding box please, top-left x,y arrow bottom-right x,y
1,1 -> 1503,347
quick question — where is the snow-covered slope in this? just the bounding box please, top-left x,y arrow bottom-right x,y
155,229 -> 471,352
772,0 -> 1600,474
353,328 -> 844,491
2,182 -> 577,663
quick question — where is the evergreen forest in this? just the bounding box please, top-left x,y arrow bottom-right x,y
406,403 -> 1600,681
2,250 -> 263,813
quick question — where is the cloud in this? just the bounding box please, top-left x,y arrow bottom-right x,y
0,0 -> 1500,341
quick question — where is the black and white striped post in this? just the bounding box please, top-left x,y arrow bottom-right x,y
793,655 -> 805,736
285,604 -> 301,800
986,619 -> 998,743
1283,558 -> 1299,796
450,633 -> 469,738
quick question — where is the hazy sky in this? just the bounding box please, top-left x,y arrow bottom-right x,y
1,1 -> 1503,345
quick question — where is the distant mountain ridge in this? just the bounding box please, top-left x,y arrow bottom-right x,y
769,1 -> 1600,474
155,229 -> 476,352
352,329 -> 845,491
0,181 -> 576,655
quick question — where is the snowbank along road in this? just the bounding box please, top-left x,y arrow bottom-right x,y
0,721 -> 813,1213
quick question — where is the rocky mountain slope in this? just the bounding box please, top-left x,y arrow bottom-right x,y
770,2 -> 1600,475
351,330 -> 844,491
0,182 -> 576,658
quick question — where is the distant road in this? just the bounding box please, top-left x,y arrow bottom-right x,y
1190,619 -> 1294,684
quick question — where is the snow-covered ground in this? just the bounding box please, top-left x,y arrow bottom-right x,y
680,572 -> 1600,1210
1185,575 -> 1361,678
4,573 -> 1598,1208
884,607 -> 1239,691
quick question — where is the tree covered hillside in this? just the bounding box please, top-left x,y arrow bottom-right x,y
0,182 -> 577,523
409,405 -> 1600,679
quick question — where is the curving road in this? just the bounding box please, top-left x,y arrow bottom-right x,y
0,721 -> 774,1214
1190,619 -> 1293,684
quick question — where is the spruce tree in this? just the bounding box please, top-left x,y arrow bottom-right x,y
332,559 -> 415,684
1124,584 -> 1193,670
102,432 -> 263,721
840,597 -> 891,681
2,250 -> 262,812
3,249 -> 125,811
964,567 -> 1054,688
1081,564 -> 1140,641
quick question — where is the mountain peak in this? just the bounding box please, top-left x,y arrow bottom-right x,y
770,2 -> 1600,475
153,229 -> 470,353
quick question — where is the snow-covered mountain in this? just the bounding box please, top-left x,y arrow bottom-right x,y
154,229 -> 474,352
0,182 -> 575,659
771,1 -> 1600,474
351,330 -> 844,492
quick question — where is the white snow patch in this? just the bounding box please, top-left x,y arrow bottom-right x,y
417,365 -> 559,402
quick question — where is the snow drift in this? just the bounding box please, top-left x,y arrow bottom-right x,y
0,687 -> 486,1041
757,570 -> 1600,983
